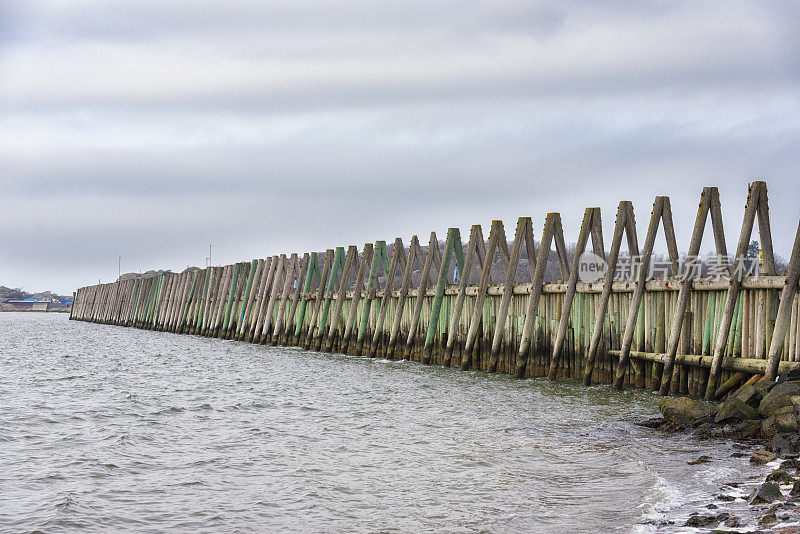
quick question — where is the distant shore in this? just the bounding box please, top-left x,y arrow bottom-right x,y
0,308 -> 71,313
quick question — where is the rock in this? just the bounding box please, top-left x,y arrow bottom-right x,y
658,397 -> 712,426
694,422 -> 724,439
774,434 -> 798,457
755,379 -> 777,395
723,515 -> 741,527
766,410 -> 796,437
732,419 -> 763,440
684,513 -> 717,527
715,396 -> 762,424
718,494 -> 736,501
778,368 -> 800,383
735,384 -> 764,407
749,481 -> 784,505
767,502 -> 784,514
782,458 -> 800,472
752,449 -> 778,464
759,380 -> 800,416
767,470 -> 795,484
758,512 -> 777,525
635,417 -> 665,428
688,455 -> 712,465
762,407 -> 799,439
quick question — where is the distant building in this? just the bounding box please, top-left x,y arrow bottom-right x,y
4,298 -> 72,312
7,299 -> 51,311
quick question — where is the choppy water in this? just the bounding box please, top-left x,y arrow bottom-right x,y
0,313 -> 771,533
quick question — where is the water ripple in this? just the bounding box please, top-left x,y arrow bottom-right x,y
0,313 -> 765,533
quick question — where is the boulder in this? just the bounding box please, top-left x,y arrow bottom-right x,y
758,512 -> 777,526
754,379 -> 777,397
777,367 -> 800,383
766,470 -> 795,484
731,420 -> 763,440
658,397 -> 711,426
791,480 -> 800,497
781,458 -> 800,472
751,449 -> 778,464
714,396 -> 762,424
759,380 -> 800,417
694,422 -> 724,439
683,514 -> 717,528
749,481 -> 784,505
723,515 -> 741,527
636,417 -> 665,429
734,384 -> 763,407
762,406 -> 799,439
774,435 -> 798,457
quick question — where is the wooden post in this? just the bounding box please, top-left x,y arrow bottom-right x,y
387,237 -> 420,359
306,249 -> 334,350
356,242 -> 387,354
423,228 -> 463,364
404,233 -> 440,360
251,257 -> 278,341
707,181 -> 775,399
549,208 -> 604,379
312,248 -> 345,351
370,239 -> 406,357
462,220 -> 507,370
489,217 -> 536,372
326,246 -> 358,352
260,255 -> 287,344
283,253 -> 309,344
238,259 -> 264,339
516,213 -> 569,378
341,245 -> 371,354
659,187 -> 727,394
583,202 -> 639,385
613,197 -> 679,389
444,225 -> 484,366
293,252 -> 318,343
765,220 -> 800,379
273,253 -> 299,344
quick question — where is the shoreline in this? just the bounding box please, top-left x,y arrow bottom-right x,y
638,422 -> 798,532
639,374 -> 800,532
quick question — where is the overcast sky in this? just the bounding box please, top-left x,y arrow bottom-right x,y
1,1 -> 799,294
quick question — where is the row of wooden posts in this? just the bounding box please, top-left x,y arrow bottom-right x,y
71,181 -> 800,400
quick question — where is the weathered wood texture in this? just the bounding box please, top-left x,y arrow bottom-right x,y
71,182 -> 800,395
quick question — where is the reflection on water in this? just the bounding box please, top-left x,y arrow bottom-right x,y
0,313 -> 763,532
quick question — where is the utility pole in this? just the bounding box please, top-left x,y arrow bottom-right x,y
118,256 -> 121,278
209,244 -> 213,267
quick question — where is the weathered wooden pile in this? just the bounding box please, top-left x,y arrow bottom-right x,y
71,181 -> 800,399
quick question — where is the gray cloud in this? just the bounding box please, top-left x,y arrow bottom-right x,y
1,1 -> 799,294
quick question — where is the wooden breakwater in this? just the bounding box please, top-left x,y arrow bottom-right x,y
71,181 -> 800,400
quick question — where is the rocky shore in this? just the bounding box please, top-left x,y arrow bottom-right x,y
644,370 -> 800,531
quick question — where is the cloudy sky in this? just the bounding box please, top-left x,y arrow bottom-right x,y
1,1 -> 799,294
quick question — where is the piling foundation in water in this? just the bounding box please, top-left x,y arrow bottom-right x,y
71,181 -> 800,396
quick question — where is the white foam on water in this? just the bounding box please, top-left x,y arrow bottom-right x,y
636,468 -> 685,525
